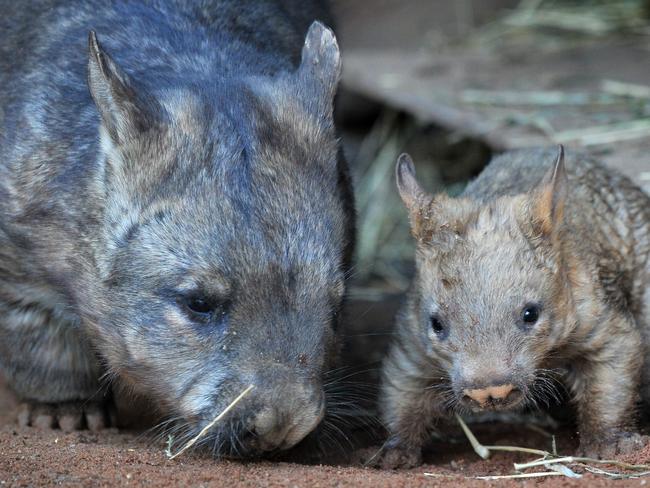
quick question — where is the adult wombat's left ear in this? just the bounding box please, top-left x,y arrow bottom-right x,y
87,31 -> 161,145
297,21 -> 341,111
531,145 -> 568,237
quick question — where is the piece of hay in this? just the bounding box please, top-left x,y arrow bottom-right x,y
474,471 -> 564,480
454,414 -> 650,480
601,80 -> 650,99
454,413 -> 490,459
554,118 -> 650,146
167,384 -> 254,460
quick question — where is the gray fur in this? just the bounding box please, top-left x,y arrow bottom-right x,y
0,0 -> 354,456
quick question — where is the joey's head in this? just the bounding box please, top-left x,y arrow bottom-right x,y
395,149 -> 570,413
83,23 -> 352,456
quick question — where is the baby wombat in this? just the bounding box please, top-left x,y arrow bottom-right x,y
379,146 -> 650,468
0,0 -> 354,456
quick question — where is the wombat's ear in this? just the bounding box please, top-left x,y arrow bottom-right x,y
297,21 -> 341,109
531,145 -> 568,236
396,153 -> 439,241
87,31 -> 158,145
397,153 -> 473,245
396,153 -> 430,211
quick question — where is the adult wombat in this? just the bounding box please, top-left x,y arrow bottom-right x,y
0,0 -> 354,456
379,146 -> 650,468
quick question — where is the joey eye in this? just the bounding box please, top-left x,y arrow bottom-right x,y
521,303 -> 541,326
430,314 -> 447,338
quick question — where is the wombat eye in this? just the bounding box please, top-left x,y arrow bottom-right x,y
186,297 -> 212,315
430,314 -> 447,337
181,295 -> 226,322
521,304 -> 541,325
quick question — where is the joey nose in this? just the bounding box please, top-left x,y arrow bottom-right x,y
463,384 -> 515,407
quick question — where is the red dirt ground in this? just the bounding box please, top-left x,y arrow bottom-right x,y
3,372 -> 650,487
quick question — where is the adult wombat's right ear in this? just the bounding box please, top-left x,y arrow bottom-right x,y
87,31 -> 159,145
297,21 -> 341,112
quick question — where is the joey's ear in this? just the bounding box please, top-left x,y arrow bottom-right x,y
87,31 -> 159,144
396,153 -> 430,211
297,21 -> 341,112
531,145 -> 568,236
396,153 -> 474,246
396,153 -> 436,242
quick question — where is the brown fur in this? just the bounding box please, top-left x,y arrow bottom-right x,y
379,148 -> 650,468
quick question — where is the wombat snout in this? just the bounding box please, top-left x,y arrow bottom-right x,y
236,372 -> 325,452
250,401 -> 325,451
461,383 -> 523,410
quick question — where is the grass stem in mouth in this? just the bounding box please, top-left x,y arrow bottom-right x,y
168,384 -> 254,460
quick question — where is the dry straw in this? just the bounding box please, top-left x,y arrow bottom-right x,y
167,384 -> 254,460
446,414 -> 650,481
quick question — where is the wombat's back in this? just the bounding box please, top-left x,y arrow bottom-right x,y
0,0 -> 330,81
0,0 -> 334,209
464,147 -> 650,321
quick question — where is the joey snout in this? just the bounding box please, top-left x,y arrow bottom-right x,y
459,382 -> 524,411
453,362 -> 528,411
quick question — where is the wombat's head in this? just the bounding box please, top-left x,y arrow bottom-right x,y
396,149 -> 569,413
84,23 -> 352,455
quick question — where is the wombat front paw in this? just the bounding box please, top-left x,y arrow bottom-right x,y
17,401 -> 113,432
379,446 -> 423,469
579,432 -> 649,458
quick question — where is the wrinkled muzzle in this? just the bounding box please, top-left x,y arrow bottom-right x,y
187,367 -> 325,456
245,371 -> 325,452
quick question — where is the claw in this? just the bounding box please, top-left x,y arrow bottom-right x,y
15,401 -> 111,431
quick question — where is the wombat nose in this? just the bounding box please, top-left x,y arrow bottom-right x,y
463,384 -> 516,407
251,401 -> 324,451
251,406 -> 292,451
